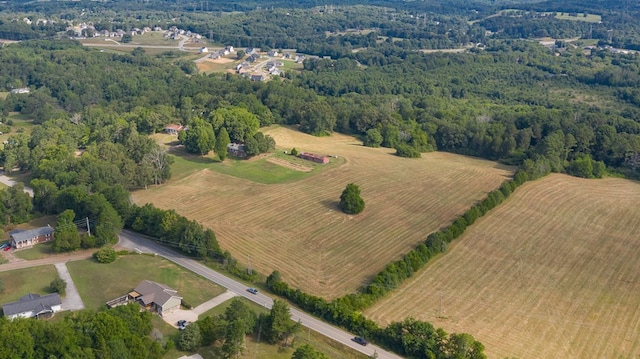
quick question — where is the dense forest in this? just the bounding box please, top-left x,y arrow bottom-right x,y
0,0 -> 638,358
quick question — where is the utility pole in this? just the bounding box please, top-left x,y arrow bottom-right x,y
247,254 -> 252,275
86,217 -> 91,236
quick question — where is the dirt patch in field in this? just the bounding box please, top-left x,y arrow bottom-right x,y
212,57 -> 234,64
266,157 -> 313,172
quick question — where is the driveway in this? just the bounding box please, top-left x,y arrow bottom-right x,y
161,290 -> 238,328
54,262 -> 85,311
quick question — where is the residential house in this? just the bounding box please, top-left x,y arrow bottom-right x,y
250,74 -> 265,82
131,280 -> 182,316
10,87 -> 30,94
267,50 -> 278,57
227,143 -> 247,158
3,293 -> 62,320
10,226 -> 54,249
299,152 -> 330,164
164,124 -> 184,135
199,47 -> 209,53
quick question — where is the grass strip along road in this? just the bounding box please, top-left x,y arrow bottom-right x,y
118,230 -> 403,359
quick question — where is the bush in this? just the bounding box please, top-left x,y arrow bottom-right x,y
290,147 -> 298,156
50,277 -> 66,295
93,247 -> 117,263
394,143 -> 421,158
339,183 -> 365,214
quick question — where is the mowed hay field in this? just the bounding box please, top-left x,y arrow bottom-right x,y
133,126 -> 513,298
366,174 -> 640,359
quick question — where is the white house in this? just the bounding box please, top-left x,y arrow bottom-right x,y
3,293 -> 62,320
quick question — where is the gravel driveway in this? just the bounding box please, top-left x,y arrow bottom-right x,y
54,262 -> 85,311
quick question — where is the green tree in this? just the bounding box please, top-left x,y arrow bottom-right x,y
52,209 -> 81,253
215,127 -> 231,161
221,320 -> 246,358
93,247 -> 117,263
210,106 -> 260,143
363,128 -> 383,148
266,299 -> 298,345
50,277 -> 66,295
178,322 -> 202,351
339,183 -> 365,215
292,344 -> 330,359
179,117 -> 216,156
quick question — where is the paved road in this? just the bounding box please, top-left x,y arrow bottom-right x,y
0,173 -> 33,197
0,251 -> 93,272
118,230 -> 403,359
54,262 -> 85,311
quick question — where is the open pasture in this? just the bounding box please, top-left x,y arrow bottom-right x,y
133,126 -> 513,298
366,174 -> 640,359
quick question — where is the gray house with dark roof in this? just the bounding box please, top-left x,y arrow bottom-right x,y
130,280 -> 181,316
10,226 -> 54,249
3,293 -> 62,320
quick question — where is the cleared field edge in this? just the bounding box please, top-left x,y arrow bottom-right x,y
365,174 -> 640,359
134,127 -> 514,299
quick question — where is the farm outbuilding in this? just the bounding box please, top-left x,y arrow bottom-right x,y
299,152 -> 329,164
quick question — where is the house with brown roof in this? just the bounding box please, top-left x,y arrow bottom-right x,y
164,124 -> 184,135
130,280 -> 182,316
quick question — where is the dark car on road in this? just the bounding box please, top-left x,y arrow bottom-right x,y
247,288 -> 258,294
352,337 -> 368,346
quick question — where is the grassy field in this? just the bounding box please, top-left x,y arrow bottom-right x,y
67,255 -> 225,309
134,126 -> 513,299
0,112 -> 36,144
0,265 -> 59,304
554,12 -> 602,23
366,174 -> 640,359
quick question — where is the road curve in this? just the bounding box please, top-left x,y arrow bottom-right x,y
118,230 -> 403,359
0,172 -> 34,197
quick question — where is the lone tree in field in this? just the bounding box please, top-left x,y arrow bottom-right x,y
340,183 -> 365,214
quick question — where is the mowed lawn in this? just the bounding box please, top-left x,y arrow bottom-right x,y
134,126 -> 513,298
0,266 -> 59,304
67,255 -> 225,309
366,174 -> 640,359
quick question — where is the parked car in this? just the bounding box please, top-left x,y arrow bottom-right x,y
0,243 -> 8,249
247,288 -> 258,294
352,337 -> 368,346
3,246 -> 11,251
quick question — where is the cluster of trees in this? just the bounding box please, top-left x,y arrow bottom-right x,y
0,304 -> 164,358
181,298 -> 307,358
2,38 -> 640,178
179,106 -> 275,158
0,184 -> 32,226
126,203 -> 222,259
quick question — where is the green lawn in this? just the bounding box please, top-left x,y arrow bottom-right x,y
0,265 -> 59,304
168,146 -> 343,185
13,241 -> 54,260
67,255 -> 225,310
554,12 -> 602,23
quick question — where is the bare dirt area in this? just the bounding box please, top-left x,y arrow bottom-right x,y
366,174 -> 640,359
133,126 -> 513,299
